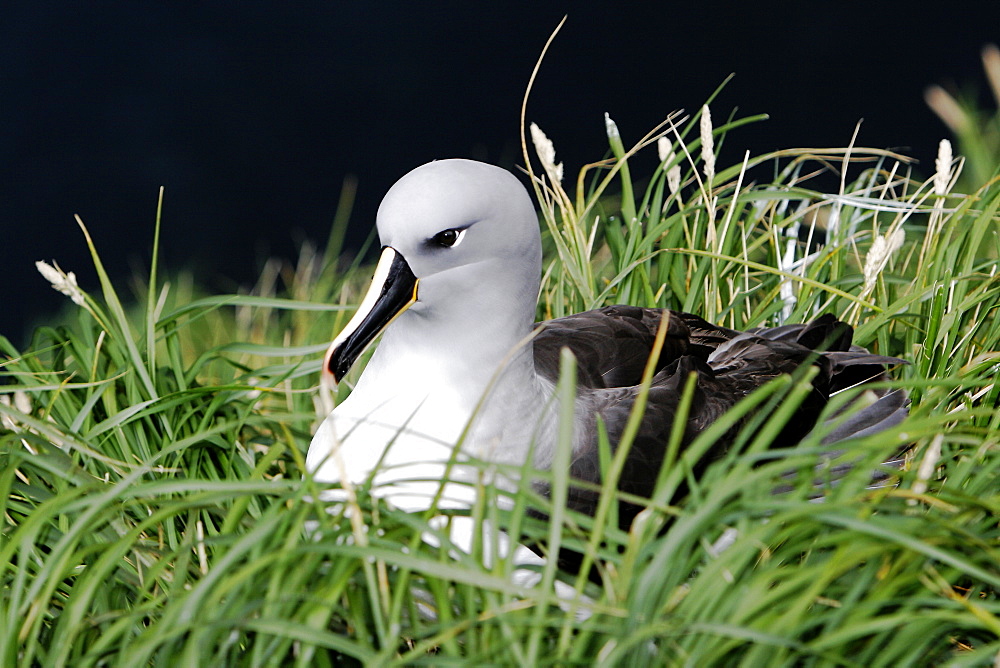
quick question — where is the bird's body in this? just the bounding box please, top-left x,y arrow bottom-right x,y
307,159 -> 906,524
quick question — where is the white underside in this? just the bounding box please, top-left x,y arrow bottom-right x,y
307,405 -> 489,511
305,338 -> 590,612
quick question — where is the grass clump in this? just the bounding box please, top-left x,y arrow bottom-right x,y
3,79 -> 1000,665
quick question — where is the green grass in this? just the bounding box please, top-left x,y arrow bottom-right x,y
3,81 -> 1000,665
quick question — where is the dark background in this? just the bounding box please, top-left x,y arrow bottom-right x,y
3,2 -> 997,345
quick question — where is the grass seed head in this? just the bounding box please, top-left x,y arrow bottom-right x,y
529,122 -> 564,184
35,259 -> 86,306
657,137 -> 682,194
700,104 -> 716,185
863,228 -> 905,291
934,139 -> 953,196
604,112 -> 620,140
0,391 -> 32,430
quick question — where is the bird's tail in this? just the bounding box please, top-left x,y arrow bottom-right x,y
730,314 -> 911,486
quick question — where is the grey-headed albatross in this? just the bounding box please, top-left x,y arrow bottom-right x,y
306,159 -> 907,528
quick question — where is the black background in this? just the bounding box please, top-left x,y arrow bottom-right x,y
3,2 -> 997,344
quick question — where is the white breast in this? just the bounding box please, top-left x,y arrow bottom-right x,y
306,377 -> 487,511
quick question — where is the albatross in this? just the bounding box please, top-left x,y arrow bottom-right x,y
307,158 -> 907,528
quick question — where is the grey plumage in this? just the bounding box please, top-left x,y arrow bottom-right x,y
528,307 -> 907,530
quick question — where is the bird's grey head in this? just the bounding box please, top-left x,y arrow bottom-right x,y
377,159 -> 540,283
377,159 -> 542,320
322,159 -> 542,383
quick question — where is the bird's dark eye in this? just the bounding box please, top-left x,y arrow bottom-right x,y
429,228 -> 466,248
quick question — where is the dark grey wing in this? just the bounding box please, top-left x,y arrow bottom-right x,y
674,312 -> 742,354
548,315 -> 908,521
749,313 -> 852,349
528,314 -> 909,575
532,306 -> 691,388
820,388 -> 909,445
710,318 -> 909,446
556,355 -> 741,524
745,314 -> 910,457
532,306 -> 744,389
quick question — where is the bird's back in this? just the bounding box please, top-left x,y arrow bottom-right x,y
529,307 -> 908,524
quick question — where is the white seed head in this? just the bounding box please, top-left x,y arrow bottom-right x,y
1,391 -> 32,431
934,139 -> 953,196
658,137 -> 681,195
0,395 -> 13,431
667,164 -> 681,195
913,433 -> 944,497
700,105 -> 715,185
13,391 -> 31,414
529,122 -> 563,184
863,228 -> 905,291
656,136 -> 670,163
604,112 -> 620,139
36,260 -> 86,306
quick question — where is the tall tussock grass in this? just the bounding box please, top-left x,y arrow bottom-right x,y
2,84 -> 999,664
